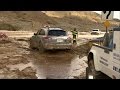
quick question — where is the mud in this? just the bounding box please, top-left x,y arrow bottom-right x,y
27,42 -> 90,79
0,36 -> 91,79
0,38 -> 37,79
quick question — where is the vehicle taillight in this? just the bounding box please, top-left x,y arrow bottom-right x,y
43,36 -> 51,40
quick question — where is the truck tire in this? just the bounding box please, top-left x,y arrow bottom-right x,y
86,66 -> 96,79
87,60 -> 111,79
87,60 -> 100,79
86,67 -> 89,79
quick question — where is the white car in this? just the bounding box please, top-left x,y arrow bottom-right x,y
91,29 -> 101,35
30,27 -> 72,51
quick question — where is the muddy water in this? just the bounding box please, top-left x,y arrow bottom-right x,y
22,38 -> 88,79
27,48 -> 87,79
28,50 -> 76,79
7,38 -> 88,79
0,32 -> 101,79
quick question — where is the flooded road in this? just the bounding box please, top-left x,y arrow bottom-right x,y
0,37 -> 88,79
28,49 -> 87,79
14,37 -> 89,79
29,50 -> 74,79
0,31 -> 94,79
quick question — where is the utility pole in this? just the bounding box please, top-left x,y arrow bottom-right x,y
106,26 -> 108,33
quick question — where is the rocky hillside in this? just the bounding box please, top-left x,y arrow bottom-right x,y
0,11 -> 119,32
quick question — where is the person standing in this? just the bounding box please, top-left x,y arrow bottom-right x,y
71,28 -> 78,44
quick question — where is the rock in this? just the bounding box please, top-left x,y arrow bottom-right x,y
18,67 -> 37,79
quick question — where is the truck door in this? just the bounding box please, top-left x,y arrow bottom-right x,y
98,47 -> 111,75
111,31 -> 120,78
98,32 -> 113,76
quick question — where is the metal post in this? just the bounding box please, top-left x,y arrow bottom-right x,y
106,26 -> 108,33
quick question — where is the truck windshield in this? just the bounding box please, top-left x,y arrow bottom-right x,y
48,30 -> 66,36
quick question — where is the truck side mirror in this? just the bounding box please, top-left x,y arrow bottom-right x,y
113,44 -> 116,49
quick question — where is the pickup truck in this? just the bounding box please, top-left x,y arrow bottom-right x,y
86,27 -> 120,79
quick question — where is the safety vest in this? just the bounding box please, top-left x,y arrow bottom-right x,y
72,30 -> 78,35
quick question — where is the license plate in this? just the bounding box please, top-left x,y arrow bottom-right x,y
57,39 -> 63,42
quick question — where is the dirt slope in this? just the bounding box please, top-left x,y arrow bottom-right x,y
0,11 -> 119,32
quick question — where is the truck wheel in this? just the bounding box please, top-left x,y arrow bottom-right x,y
87,60 -> 100,79
86,67 -> 95,79
86,67 -> 89,79
87,60 -> 111,79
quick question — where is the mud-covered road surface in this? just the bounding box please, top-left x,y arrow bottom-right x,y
0,38 -> 37,79
0,37 -> 90,79
0,31 -> 102,79
29,49 -> 88,79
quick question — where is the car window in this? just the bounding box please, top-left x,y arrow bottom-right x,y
48,30 -> 66,36
40,29 -> 45,35
103,32 -> 113,49
92,30 -> 99,31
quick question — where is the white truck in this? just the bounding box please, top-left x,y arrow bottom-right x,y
86,27 -> 120,79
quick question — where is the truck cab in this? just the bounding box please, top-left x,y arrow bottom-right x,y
86,27 -> 120,79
